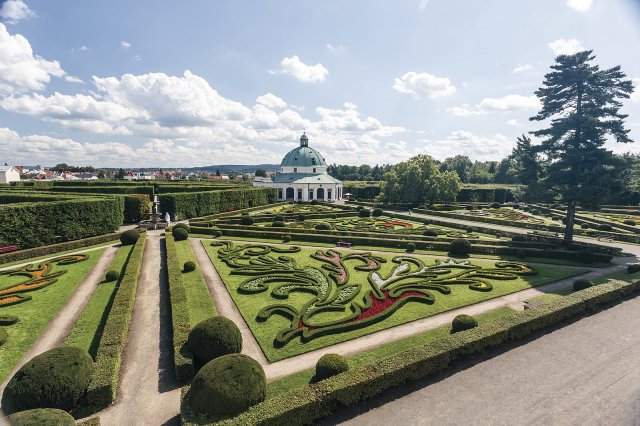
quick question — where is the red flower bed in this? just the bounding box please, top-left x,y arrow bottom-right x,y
379,221 -> 414,229
354,290 -> 428,322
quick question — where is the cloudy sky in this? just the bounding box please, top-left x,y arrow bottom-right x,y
1,0 -> 639,167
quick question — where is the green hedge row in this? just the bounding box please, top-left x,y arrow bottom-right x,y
184,279 -> 640,425
160,188 -> 277,220
123,194 -> 151,223
46,185 -> 239,195
0,232 -> 120,265
0,197 -> 124,249
189,202 -> 289,222
415,208 -> 565,233
165,231 -> 195,382
87,231 -> 147,409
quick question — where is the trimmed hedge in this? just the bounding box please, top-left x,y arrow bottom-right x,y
173,227 -> 189,241
173,223 -> 191,233
627,264 -> 640,274
1,347 -> 93,414
315,354 -> 349,381
0,326 -> 7,346
184,261 -> 196,272
449,239 -> 472,256
451,314 -> 478,334
120,229 -> 140,246
573,279 -> 594,291
87,232 -> 147,408
6,408 -> 76,426
192,279 -> 640,426
123,194 -> 150,223
105,270 -> 119,282
187,317 -> 242,365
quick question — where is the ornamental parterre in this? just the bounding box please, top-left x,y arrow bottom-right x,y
211,241 -> 535,346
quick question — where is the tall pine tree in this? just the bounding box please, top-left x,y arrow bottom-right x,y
530,50 -> 634,243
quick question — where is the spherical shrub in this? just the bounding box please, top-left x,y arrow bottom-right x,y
274,214 -> 285,222
465,205 -> 474,211
105,270 -> 119,282
356,205 -> 364,211
187,317 -> 242,365
423,229 -> 438,237
173,222 -> 191,233
624,219 -> 636,226
597,223 -> 613,232
120,229 -> 139,246
213,230 -> 222,237
172,227 -> 189,241
297,214 -> 305,222
0,326 -> 7,346
0,315 -> 18,326
372,208 -> 383,217
358,208 -> 371,218
627,264 -> 640,274
311,199 -> 319,205
271,220 -> 286,227
315,353 -> 349,381
465,226 -> 473,234
183,261 -> 196,272
573,279 -> 594,291
240,215 -> 254,226
1,346 -> 93,414
490,202 -> 501,208
449,238 -> 472,256
188,354 -> 266,418
282,235 -> 292,243
450,314 -> 478,334
515,249 -> 526,259
7,408 -> 76,426
406,242 -> 416,253
581,223 -> 590,229
315,222 -> 332,230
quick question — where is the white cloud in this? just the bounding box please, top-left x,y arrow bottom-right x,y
326,43 -> 346,54
121,40 -> 131,49
271,55 -> 328,83
566,0 -> 593,12
64,75 -> 84,84
71,45 -> 89,53
420,130 -> 513,161
513,64 -> 533,74
256,93 -> 286,109
393,72 -> 456,100
548,38 -> 585,56
449,94 -> 540,116
0,23 -> 65,95
631,78 -> 640,103
0,0 -> 34,24
507,119 -> 524,126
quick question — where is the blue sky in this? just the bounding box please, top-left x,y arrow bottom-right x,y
0,0 -> 639,167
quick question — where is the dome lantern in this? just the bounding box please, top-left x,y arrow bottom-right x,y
300,132 -> 309,147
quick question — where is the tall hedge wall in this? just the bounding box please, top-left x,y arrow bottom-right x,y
159,188 -> 277,220
0,197 -> 124,249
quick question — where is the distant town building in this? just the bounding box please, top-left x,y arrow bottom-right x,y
124,172 -> 155,181
0,165 -> 20,184
253,133 -> 343,202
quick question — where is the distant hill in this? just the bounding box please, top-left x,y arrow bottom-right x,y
188,164 -> 280,173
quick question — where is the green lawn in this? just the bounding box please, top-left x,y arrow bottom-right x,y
266,307 -> 514,399
203,241 -> 585,362
174,240 -> 217,325
64,244 -> 134,357
0,250 -> 104,383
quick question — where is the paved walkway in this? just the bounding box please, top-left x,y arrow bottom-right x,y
335,295 -> 640,426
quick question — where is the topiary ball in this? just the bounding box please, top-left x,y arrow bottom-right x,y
627,264 -> 640,274
315,222 -> 332,231
188,354 -> 266,418
0,326 -> 7,346
1,346 -> 93,414
240,215 -> 254,226
315,353 -> 349,381
372,208 -> 383,217
173,222 -> 191,233
449,238 -> 472,256
105,270 -> 119,282
465,226 -> 473,234
7,408 -> 76,426
450,314 -> 478,334
173,227 -> 189,241
624,219 -> 636,226
580,223 -> 590,229
187,317 -> 242,365
282,235 -> 292,243
573,279 -> 593,291
274,214 -> 285,222
213,230 -> 222,238
183,261 -> 196,272
358,209 -> 371,218
597,224 -> 613,232
120,229 -> 139,246
423,229 -> 438,237
406,242 -> 416,253
297,214 -> 305,222
271,220 -> 286,227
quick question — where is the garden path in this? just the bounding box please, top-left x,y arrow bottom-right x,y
98,231 -> 181,426
0,245 -> 118,391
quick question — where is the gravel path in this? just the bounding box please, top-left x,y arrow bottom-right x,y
335,296 -> 640,426
99,231 -> 181,426
0,245 -> 117,391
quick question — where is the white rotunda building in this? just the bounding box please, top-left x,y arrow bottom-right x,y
253,133 -> 343,202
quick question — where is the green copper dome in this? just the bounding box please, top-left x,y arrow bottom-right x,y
280,133 -> 327,168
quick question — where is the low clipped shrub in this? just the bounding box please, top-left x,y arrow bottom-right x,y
511,235 -> 526,242
297,214 -> 305,222
465,205 -> 474,211
578,250 -> 595,264
1,346 -> 93,414
449,238 -> 472,256
627,264 -> 640,274
311,200 -> 319,205
173,227 -> 189,241
355,205 -> 364,211
173,222 -> 191,233
624,219 -> 636,226
315,222 -> 332,231
450,314 -> 478,334
406,242 -> 416,253
0,315 -> 18,325
372,208 -> 383,217
0,326 -> 7,346
282,235 -> 292,243
274,214 -> 285,222
183,261 -> 196,273
315,353 -> 349,381
213,230 -> 222,237
597,224 -> 613,232
515,249 -> 526,259
423,229 -> 438,237
105,270 -> 119,282
573,279 -> 594,291
7,408 -> 76,426
581,223 -> 590,229
240,215 -> 255,226
187,353 -> 266,417
187,317 -> 242,365
465,226 -> 473,234
120,229 -> 140,246
272,221 -> 286,228
490,202 -> 501,208
358,209 -> 371,218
